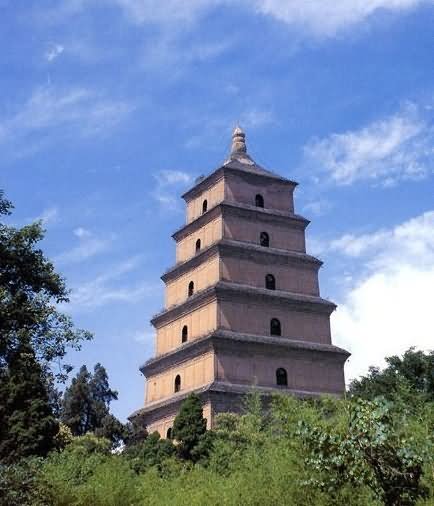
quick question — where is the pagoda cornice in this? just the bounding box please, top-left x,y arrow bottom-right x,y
151,281 -> 336,328
181,161 -> 298,202
129,380 -> 343,423
141,329 -> 349,377
162,238 -> 322,283
172,200 -> 309,242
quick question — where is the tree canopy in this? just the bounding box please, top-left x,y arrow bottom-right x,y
0,190 -> 92,378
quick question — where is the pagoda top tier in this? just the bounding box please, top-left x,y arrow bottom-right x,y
182,127 -> 297,201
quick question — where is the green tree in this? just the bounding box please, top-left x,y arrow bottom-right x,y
349,348 -> 434,402
123,419 -> 148,449
0,340 -> 58,463
0,190 -> 91,375
61,363 -> 124,445
124,432 -> 176,473
172,393 -> 208,462
299,397 -> 428,506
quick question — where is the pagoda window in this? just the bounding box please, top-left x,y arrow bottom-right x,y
276,368 -> 288,386
202,199 -> 208,214
260,232 -> 270,247
174,374 -> 181,393
270,318 -> 281,336
166,427 -> 173,439
265,274 -> 276,290
255,194 -> 264,208
195,238 -> 201,253
182,325 -> 188,343
188,281 -> 194,297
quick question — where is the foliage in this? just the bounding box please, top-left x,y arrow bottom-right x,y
0,191 -> 91,464
61,363 -> 124,446
0,191 -> 92,378
299,397 -> 429,505
0,458 -> 46,506
124,431 -> 176,474
172,393 -> 208,462
0,340 -> 58,464
349,348 -> 434,402
123,419 -> 148,448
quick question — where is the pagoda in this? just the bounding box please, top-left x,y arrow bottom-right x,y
130,127 -> 349,437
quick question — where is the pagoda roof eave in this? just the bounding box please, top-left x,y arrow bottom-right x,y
161,239 -> 322,283
181,162 -> 298,202
140,329 -> 350,377
171,201 -> 310,242
151,281 -> 336,328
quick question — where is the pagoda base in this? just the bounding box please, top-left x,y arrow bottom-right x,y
129,380 -> 344,438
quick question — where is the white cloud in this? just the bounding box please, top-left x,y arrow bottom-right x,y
43,0 -> 427,37
0,85 -> 134,156
302,199 -> 333,217
155,170 -> 193,186
304,104 -> 434,186
240,109 -> 275,129
32,207 -> 59,226
326,211 -> 434,382
55,228 -> 114,265
66,256 -> 158,310
45,43 -> 64,62
152,170 -> 194,211
253,0 -> 426,37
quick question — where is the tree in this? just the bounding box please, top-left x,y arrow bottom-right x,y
299,398 -> 427,506
349,348 -> 434,402
124,432 -> 176,473
0,340 -> 58,463
0,190 -> 91,377
123,419 -> 148,449
172,393 -> 208,462
61,363 -> 124,445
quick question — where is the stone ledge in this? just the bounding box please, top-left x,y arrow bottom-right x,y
161,238 -> 322,283
141,329 -> 350,377
172,200 -> 308,242
151,281 -> 336,327
181,162 -> 297,202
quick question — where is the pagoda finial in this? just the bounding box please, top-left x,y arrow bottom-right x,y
231,125 -> 247,156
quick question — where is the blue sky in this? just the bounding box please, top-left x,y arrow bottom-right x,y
1,0 -> 433,421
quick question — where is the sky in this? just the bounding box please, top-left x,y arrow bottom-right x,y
1,0 -> 433,422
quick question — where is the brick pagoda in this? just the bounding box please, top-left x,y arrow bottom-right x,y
130,127 -> 349,437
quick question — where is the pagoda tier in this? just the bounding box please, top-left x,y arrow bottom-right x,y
130,127 -> 349,437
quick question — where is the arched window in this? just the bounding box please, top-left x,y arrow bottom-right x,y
188,281 -> 194,297
265,274 -> 276,290
174,374 -> 181,393
260,232 -> 269,247
166,427 -> 173,439
195,238 -> 201,253
182,325 -> 188,343
202,200 -> 208,214
255,194 -> 264,208
270,318 -> 281,336
276,368 -> 288,386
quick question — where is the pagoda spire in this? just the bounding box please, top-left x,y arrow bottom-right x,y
231,126 -> 247,155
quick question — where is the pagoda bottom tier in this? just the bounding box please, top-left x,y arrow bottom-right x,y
130,330 -> 349,436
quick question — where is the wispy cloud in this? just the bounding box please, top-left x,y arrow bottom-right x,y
318,211 -> 434,381
0,85 -> 134,157
304,103 -> 434,186
253,0 -> 427,37
55,227 -> 115,265
43,0 -> 427,37
45,43 -> 64,62
302,199 -> 333,217
66,256 -> 158,310
152,170 -> 194,211
30,206 -> 60,226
